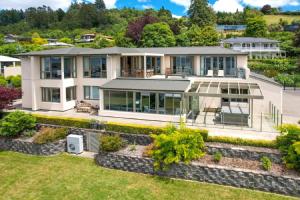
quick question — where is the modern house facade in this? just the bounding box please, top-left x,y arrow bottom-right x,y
221,37 -> 286,59
19,46 -> 282,128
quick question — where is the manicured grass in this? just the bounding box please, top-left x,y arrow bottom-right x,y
263,15 -> 300,25
0,152 -> 297,200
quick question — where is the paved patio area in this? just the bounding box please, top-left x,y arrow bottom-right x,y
13,107 -> 280,141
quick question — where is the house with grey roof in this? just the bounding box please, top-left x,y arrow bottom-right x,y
18,46 -> 283,129
221,37 -> 286,59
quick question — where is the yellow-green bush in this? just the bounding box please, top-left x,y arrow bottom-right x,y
34,114 -> 91,129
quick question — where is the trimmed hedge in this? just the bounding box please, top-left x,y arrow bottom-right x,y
207,136 -> 277,149
34,114 -> 208,140
33,114 -> 276,148
34,114 -> 91,129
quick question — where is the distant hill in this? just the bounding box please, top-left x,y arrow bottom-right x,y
263,15 -> 300,25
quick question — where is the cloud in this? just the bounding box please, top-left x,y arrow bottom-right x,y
242,0 -> 300,7
169,0 -> 191,10
103,0 -> 117,9
213,0 -> 244,12
142,4 -> 154,9
0,0 -> 117,10
0,0 -> 71,10
172,14 -> 182,18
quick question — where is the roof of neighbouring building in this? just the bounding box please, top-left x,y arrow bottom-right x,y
0,55 -> 20,62
100,78 -> 191,92
17,46 -> 247,56
222,37 -> 279,43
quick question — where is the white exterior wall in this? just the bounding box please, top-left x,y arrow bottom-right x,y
3,67 -> 21,78
21,55 -> 118,111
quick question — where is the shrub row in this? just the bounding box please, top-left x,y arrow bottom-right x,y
34,114 -> 208,140
206,136 -> 277,149
33,127 -> 68,144
33,114 -> 276,149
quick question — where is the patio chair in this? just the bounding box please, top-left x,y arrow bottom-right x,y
207,70 -> 213,77
218,70 -> 224,77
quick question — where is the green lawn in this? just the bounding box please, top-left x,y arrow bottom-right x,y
0,152 -> 298,200
264,15 -> 300,25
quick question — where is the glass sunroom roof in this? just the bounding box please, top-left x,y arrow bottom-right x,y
187,81 -> 264,99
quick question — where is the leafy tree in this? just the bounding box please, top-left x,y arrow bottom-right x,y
188,0 -> 216,27
126,14 -> 158,44
56,8 -> 65,21
261,4 -> 272,15
295,29 -> 300,48
59,37 -> 73,44
6,75 -> 21,88
92,35 -> 114,48
0,34 -> 4,45
95,0 -> 106,11
0,86 -> 21,110
140,22 -> 176,47
186,25 -> 219,46
114,33 -> 136,47
0,76 -> 7,86
245,16 -> 267,37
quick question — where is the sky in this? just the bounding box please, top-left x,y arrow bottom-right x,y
0,0 -> 299,17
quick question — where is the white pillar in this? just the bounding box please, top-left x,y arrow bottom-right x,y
99,89 -> 104,111
143,55 -> 146,78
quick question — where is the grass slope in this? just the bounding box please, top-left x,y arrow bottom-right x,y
264,15 -> 300,25
0,151 -> 297,200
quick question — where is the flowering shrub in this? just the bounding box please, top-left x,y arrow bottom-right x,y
0,86 -> 22,110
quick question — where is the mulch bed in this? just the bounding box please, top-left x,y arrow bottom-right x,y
117,145 -> 300,177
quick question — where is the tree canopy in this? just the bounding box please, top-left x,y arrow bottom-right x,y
245,16 -> 267,37
188,0 -> 216,27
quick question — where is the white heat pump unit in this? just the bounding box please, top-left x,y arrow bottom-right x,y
67,134 -> 83,154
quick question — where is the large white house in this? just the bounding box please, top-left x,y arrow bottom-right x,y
221,37 -> 286,59
18,46 -> 282,128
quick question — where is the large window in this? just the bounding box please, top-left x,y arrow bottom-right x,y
84,86 -> 100,100
64,57 -> 76,78
202,56 -> 236,76
83,56 -> 107,78
41,57 -> 62,79
104,90 -> 182,115
172,56 -> 193,75
146,57 -> 161,74
66,86 -> 76,101
41,87 -> 60,102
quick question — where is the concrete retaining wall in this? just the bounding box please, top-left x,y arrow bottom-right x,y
95,152 -> 300,197
0,138 -> 66,155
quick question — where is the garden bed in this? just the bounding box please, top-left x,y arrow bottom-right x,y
96,145 -> 300,197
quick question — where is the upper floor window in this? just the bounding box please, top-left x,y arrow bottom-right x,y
64,57 -> 76,78
264,44 -> 269,48
172,56 -> 193,75
41,87 -> 60,102
242,43 -> 246,47
83,56 -> 107,78
252,43 -> 256,48
41,57 -> 61,79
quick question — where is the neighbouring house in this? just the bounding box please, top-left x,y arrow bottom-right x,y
77,34 -> 96,43
283,24 -> 300,32
221,37 -> 286,59
216,25 -> 246,32
0,55 -> 21,77
43,39 -> 74,47
18,46 -> 283,129
4,34 -> 31,43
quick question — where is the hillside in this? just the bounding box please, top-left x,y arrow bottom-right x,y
263,15 -> 300,25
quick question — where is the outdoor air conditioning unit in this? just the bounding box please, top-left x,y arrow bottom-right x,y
67,134 -> 83,154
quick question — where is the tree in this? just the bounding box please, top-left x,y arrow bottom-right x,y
261,4 -> 272,15
295,29 -> 300,48
92,35 -> 114,48
59,37 -> 73,44
140,22 -> 176,47
126,14 -> 158,44
185,25 -> 219,46
0,86 -> 22,110
114,33 -> 136,47
188,0 -> 216,27
245,16 -> 267,37
95,0 -> 106,11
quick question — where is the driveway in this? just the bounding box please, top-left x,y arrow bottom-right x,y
283,90 -> 300,124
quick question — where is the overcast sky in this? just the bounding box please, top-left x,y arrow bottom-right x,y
0,0 -> 299,17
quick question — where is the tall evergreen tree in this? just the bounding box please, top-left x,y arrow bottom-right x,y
188,0 -> 216,27
95,0 -> 106,10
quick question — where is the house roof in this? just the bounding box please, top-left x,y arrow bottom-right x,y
0,55 -> 20,62
100,78 -> 191,92
17,46 -> 247,56
222,37 -> 279,43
